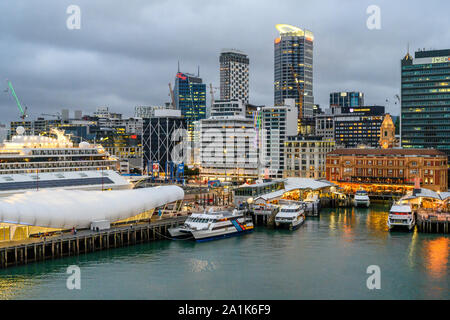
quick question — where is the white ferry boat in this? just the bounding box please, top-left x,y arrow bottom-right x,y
168,208 -> 254,242
0,127 -> 130,197
275,203 -> 305,230
387,202 -> 415,231
353,189 -> 370,208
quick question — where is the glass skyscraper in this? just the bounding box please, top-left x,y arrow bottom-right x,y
330,92 -> 364,108
174,72 -> 207,136
274,24 -> 314,118
401,49 -> 450,157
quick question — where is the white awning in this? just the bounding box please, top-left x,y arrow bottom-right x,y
0,186 -> 184,229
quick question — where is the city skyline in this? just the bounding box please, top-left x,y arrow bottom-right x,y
1,0 -> 450,123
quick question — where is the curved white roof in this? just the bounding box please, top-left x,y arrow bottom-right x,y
0,186 -> 184,229
284,178 -> 335,191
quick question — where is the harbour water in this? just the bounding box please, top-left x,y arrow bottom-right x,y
0,204 -> 448,300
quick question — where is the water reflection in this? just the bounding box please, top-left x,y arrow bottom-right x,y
424,237 -> 449,279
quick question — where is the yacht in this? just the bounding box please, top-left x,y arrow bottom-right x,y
388,202 -> 415,231
0,127 -> 130,197
168,208 -> 254,242
275,203 -> 305,230
353,189 -> 370,208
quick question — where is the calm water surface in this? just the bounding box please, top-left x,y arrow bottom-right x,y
0,204 -> 448,299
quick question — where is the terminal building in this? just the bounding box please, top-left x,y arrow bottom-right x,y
326,148 -> 448,193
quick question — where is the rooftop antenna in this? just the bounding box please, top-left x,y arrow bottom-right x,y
198,65 -> 200,77
177,61 -> 180,73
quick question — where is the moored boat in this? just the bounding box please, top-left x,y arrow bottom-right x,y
275,203 -> 305,230
353,189 -> 370,208
168,208 -> 254,242
388,202 -> 415,231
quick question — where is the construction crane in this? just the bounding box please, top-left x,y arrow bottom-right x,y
209,83 -> 219,108
41,113 -> 61,120
289,65 -> 304,122
5,80 -> 28,120
168,83 -> 176,109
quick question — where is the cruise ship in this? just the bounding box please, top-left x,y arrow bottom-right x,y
0,127 -> 131,197
168,208 -> 254,242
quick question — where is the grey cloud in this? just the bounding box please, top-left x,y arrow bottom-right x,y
0,0 -> 449,123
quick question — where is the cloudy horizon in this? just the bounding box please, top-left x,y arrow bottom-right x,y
0,0 -> 449,124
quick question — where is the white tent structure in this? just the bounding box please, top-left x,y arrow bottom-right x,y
0,186 -> 184,229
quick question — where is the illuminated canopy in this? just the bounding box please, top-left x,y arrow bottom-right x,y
0,186 -> 184,229
275,24 -> 314,41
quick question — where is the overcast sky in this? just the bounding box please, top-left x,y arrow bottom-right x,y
0,0 -> 449,123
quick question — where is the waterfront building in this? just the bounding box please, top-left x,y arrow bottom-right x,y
198,103 -> 258,182
326,148 -> 448,193
334,106 -> 385,148
142,109 -> 187,177
220,49 -> 250,104
174,71 -> 207,137
284,135 -> 336,179
379,114 -> 398,149
401,49 -> 450,157
233,178 -> 334,207
274,24 -> 314,118
330,92 -> 364,109
260,99 -> 298,178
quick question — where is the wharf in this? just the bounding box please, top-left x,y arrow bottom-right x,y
416,210 -> 450,234
0,217 -> 186,269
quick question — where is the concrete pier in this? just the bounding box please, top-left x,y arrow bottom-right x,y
0,217 -> 186,269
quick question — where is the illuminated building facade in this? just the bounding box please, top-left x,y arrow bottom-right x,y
260,99 -> 298,178
174,72 -> 207,136
326,148 -> 448,192
284,136 -> 335,179
274,24 -> 314,118
330,92 -> 364,109
334,106 -> 385,148
220,49 -> 249,104
401,49 -> 450,157
379,114 -> 397,149
198,102 -> 258,182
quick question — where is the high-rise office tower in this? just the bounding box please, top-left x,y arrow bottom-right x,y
219,49 -> 250,104
174,71 -> 207,136
401,49 -> 450,157
274,24 -> 314,119
330,92 -> 364,108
